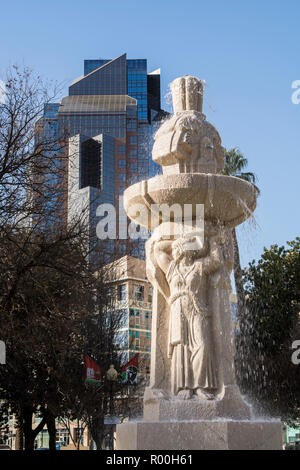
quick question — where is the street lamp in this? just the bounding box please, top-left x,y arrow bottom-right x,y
106,364 -> 118,450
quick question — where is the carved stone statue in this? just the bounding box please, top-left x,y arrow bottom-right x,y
117,74 -> 281,450
146,225 -> 232,401
152,76 -> 225,175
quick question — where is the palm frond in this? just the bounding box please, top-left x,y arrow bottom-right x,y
223,148 -> 260,195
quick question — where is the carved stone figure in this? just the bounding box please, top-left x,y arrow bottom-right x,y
147,225 -> 230,400
152,76 -> 225,175
117,75 -> 281,450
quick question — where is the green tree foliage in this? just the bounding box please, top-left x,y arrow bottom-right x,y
235,238 -> 300,424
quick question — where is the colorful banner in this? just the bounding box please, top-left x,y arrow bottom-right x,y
121,354 -> 138,385
85,354 -> 103,385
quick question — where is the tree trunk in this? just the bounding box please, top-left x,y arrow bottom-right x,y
231,227 -> 246,321
23,407 -> 47,451
90,415 -> 104,450
15,411 -> 24,450
93,430 -> 104,450
46,413 -> 56,451
23,408 -> 34,451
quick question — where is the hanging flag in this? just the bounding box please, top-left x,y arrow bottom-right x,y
121,354 -> 138,385
85,354 -> 103,385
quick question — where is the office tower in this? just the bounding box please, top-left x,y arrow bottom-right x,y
40,54 -> 167,263
102,255 -> 153,374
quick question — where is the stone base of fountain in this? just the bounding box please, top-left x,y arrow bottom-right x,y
143,386 -> 252,421
116,386 -> 282,449
116,418 -> 282,450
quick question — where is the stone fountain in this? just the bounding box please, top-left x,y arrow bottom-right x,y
116,76 -> 282,450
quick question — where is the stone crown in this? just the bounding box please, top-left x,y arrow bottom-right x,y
170,75 -> 204,113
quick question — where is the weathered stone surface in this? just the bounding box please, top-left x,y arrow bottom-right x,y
124,173 -> 257,231
143,385 -> 251,421
116,420 -> 282,450
152,76 -> 224,174
117,75 -> 278,450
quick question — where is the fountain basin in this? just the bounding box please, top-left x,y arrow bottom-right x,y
124,173 -> 257,230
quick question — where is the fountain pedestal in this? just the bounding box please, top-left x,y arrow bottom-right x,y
116,76 -> 282,450
116,419 -> 282,450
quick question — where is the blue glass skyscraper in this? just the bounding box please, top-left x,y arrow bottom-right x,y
39,54 -> 167,262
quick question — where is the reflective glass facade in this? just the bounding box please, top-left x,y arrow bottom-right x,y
40,53 -> 167,261
58,114 -> 126,139
70,55 -> 127,96
83,57 -> 148,121
127,59 -> 148,121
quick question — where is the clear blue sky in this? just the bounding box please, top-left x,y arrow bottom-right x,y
1,0 -> 299,268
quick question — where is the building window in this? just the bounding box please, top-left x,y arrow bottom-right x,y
130,246 -> 139,257
118,284 -> 126,301
118,159 -> 126,169
107,286 -> 114,297
127,119 -> 137,130
148,287 -> 153,303
130,309 -> 134,316
130,175 -> 138,185
129,149 -> 137,158
107,287 -> 115,305
146,332 -> 151,339
57,429 -> 70,447
133,285 -> 144,301
118,173 -> 126,182
129,135 -> 137,145
118,145 -> 125,154
130,162 -> 137,172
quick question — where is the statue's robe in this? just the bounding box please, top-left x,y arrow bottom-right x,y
166,261 -> 217,395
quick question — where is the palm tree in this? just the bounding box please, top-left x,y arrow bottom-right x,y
223,148 -> 259,320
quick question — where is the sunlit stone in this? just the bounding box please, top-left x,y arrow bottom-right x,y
116,76 -> 282,450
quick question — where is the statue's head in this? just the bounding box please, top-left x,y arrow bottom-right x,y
152,76 -> 225,174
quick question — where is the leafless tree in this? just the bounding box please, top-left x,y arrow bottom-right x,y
0,65 -> 118,450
